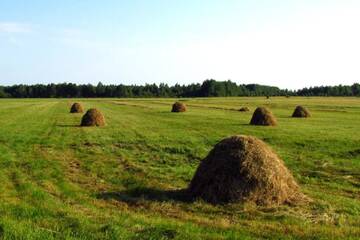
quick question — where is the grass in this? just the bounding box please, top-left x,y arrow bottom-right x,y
0,97 -> 359,239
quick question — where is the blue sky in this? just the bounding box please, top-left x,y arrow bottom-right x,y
0,0 -> 359,89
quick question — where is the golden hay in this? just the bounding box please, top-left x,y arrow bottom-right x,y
171,102 -> 187,112
70,103 -> 84,113
250,107 -> 277,126
188,135 -> 307,206
292,105 -> 311,118
80,108 -> 105,127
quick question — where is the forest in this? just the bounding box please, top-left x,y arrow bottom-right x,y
0,79 -> 359,98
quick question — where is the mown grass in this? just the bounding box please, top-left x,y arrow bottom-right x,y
0,97 -> 359,239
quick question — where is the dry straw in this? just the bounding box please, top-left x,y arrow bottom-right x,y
172,102 -> 187,112
250,107 -> 277,126
188,135 -> 308,206
70,103 -> 84,113
292,105 -> 311,118
81,108 -> 105,127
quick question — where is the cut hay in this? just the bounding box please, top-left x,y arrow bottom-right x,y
171,102 -> 187,112
250,107 -> 277,126
70,103 -> 84,113
80,108 -> 105,127
239,107 -> 250,112
292,106 -> 311,118
188,135 -> 307,206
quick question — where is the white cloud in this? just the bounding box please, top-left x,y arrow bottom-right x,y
125,4 -> 360,89
61,28 -> 83,37
0,22 -> 32,34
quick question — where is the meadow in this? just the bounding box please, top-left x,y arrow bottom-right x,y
0,97 -> 359,239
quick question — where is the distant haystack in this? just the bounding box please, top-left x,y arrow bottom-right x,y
70,103 -> 84,113
80,108 -> 105,127
188,135 -> 307,205
172,102 -> 187,112
239,107 -> 250,112
292,106 -> 311,118
250,107 -> 277,126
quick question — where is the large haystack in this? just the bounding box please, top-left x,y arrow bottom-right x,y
188,135 -> 306,206
70,103 -> 84,113
80,108 -> 105,127
250,107 -> 277,126
292,106 -> 311,118
239,107 -> 250,112
171,102 -> 187,112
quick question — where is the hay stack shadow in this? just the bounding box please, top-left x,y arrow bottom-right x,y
97,188 -> 191,204
239,107 -> 250,112
57,124 -> 80,128
250,107 -> 277,126
171,102 -> 187,112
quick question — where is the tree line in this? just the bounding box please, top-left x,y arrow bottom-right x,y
0,80 -> 359,98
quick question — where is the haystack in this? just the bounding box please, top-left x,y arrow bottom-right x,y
239,107 -> 250,112
171,102 -> 187,112
80,108 -> 105,127
70,103 -> 84,113
188,135 -> 306,205
250,107 -> 277,126
292,106 -> 311,118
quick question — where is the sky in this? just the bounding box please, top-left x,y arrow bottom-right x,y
0,0 -> 359,89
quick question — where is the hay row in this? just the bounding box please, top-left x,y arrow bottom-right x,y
110,101 -> 154,109
170,102 -> 311,127
70,103 -> 106,127
120,100 -> 311,119
69,102 -> 311,127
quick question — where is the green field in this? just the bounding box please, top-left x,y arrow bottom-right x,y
0,97 -> 359,239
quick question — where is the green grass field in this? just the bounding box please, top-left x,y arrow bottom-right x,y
0,97 -> 359,239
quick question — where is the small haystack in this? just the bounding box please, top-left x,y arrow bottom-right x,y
188,135 -> 307,205
292,106 -> 311,118
250,107 -> 277,126
80,108 -> 105,127
70,103 -> 84,113
239,107 -> 250,112
172,102 -> 187,112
